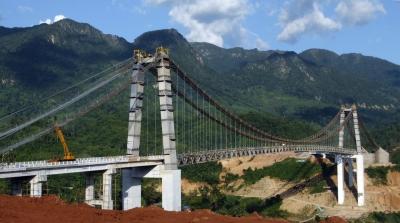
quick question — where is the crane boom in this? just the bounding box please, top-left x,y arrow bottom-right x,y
54,125 -> 75,161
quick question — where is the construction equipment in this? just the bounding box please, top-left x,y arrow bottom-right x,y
50,125 -> 75,162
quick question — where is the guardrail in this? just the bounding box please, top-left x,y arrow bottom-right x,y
0,155 -> 165,171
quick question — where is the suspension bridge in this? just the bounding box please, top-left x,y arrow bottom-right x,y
0,47 -> 385,211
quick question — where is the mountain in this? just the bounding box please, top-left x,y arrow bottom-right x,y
190,43 -> 400,120
0,19 -> 131,113
0,19 -> 399,159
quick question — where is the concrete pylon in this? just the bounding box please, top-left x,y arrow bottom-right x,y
30,174 -> 47,197
156,47 -> 177,170
102,169 -> 116,210
351,105 -> 362,154
127,50 -> 145,156
338,106 -> 346,149
336,155 -> 344,205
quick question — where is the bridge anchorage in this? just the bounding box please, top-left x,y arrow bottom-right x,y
0,46 -> 388,211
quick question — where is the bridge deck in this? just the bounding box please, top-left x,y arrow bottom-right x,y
0,155 -> 165,178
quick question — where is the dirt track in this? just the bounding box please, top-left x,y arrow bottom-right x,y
0,195 -> 291,223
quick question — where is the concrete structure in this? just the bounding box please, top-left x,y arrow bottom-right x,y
126,50 -> 145,156
120,48 -> 180,211
156,47 -> 178,170
336,155 -> 345,205
355,154 -> 365,206
375,147 -> 390,164
85,173 -> 95,203
334,106 -> 365,207
347,158 -> 354,187
121,165 -> 181,211
0,155 -> 164,209
0,49 -> 378,211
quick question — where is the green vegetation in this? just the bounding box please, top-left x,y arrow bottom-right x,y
0,19 -> 400,219
392,165 -> 400,172
223,173 -> 240,184
366,166 -> 390,185
181,162 -> 222,185
242,158 -> 322,185
183,186 -> 288,218
391,150 -> 400,164
239,112 -> 319,139
309,180 -> 328,194
142,179 -> 162,206
353,212 -> 400,223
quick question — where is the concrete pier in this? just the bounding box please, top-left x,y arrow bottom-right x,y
355,154 -> 365,206
121,165 -> 181,211
30,174 -> 47,197
336,155 -> 344,205
347,158 -> 354,187
102,169 -> 116,210
85,173 -> 95,203
161,169 -> 181,211
122,168 -> 142,210
11,179 -> 22,196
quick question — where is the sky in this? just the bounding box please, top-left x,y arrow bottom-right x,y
0,0 -> 399,64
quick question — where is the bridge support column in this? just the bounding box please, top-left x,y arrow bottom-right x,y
102,169 -> 116,210
156,48 -> 177,170
85,173 -> 95,203
30,175 -> 47,197
355,154 -> 365,206
347,158 -> 354,187
127,51 -> 145,156
336,155 -> 344,205
11,179 -> 22,196
161,169 -> 181,211
122,168 -> 141,210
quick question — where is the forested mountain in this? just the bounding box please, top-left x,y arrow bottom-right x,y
0,19 -> 399,160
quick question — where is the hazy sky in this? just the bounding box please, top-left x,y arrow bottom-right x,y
0,0 -> 399,64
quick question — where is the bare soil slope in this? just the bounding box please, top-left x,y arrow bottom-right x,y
0,195 -> 291,223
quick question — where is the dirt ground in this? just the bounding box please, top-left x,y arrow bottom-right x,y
182,178 -> 207,194
219,152 -> 296,176
0,195 -> 347,223
216,153 -> 400,219
0,195 -> 290,223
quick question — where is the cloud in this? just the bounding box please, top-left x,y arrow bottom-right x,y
17,5 -> 33,13
335,0 -> 385,25
54,15 -> 66,22
39,15 -> 67,24
277,0 -> 385,43
256,38 -> 269,50
278,1 -> 341,43
146,0 -> 268,49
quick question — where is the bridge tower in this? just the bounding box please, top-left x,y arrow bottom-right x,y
121,47 -> 181,211
336,105 -> 364,206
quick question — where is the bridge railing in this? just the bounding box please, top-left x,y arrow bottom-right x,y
0,155 -> 166,171
177,145 -> 356,165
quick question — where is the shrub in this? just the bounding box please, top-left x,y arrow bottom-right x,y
309,181 -> 327,194
181,161 -> 222,185
224,173 -> 240,184
366,166 -> 389,185
242,158 -> 322,185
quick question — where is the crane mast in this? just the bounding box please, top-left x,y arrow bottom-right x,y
54,125 -> 75,161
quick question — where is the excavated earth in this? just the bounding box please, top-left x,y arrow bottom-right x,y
0,195 -> 347,223
0,195 -> 287,223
